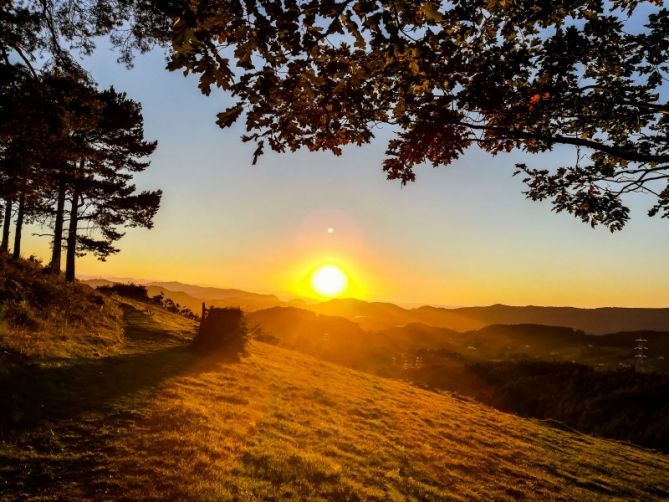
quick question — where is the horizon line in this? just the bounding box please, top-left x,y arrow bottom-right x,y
78,274 -> 669,311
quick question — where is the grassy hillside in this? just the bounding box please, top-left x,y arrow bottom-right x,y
1,304 -> 668,500
403,355 -> 669,452
247,307 -> 669,452
0,256 -> 123,359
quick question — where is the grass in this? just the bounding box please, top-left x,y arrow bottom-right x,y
1,302 -> 668,500
0,256 -> 123,359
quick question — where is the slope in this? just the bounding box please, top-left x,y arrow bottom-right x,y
1,306 -> 668,500
0,256 -> 123,359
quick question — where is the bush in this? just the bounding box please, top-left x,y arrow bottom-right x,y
193,307 -> 248,356
98,283 -> 149,301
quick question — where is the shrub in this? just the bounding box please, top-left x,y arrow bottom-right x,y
193,307 -> 248,356
98,283 -> 149,301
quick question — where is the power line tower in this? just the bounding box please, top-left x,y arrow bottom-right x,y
634,337 -> 648,373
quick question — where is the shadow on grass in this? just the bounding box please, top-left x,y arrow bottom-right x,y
0,303 -> 206,434
0,345 -> 199,434
0,302 -> 246,435
119,302 -> 196,348
0,315 -> 242,499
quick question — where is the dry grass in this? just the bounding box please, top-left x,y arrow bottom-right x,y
114,297 -> 198,353
0,257 -> 124,359
1,305 -> 668,500
0,311 -> 123,359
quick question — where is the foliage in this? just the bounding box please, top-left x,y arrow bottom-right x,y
0,5 -> 162,277
98,283 -> 150,301
193,307 -> 249,355
4,2 -> 669,229
5,2 -> 669,230
159,0 -> 669,230
0,1 -> 177,70
404,356 -> 669,453
150,291 -> 199,320
95,285 -> 200,321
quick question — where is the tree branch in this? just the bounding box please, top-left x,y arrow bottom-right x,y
461,122 -> 669,164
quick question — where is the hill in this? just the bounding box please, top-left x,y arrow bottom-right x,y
147,281 -> 286,311
0,256 -> 123,359
1,303 -> 668,500
246,306 -> 669,371
447,304 -> 669,335
82,278 -> 669,334
311,299 -> 669,334
246,307 -> 462,372
246,306 -> 669,450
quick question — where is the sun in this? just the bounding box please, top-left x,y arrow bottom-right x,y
311,264 -> 348,297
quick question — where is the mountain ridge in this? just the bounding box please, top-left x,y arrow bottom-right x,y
82,278 -> 669,334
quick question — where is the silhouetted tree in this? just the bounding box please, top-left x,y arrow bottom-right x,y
0,59 -> 160,279
7,2 -> 668,233
33,70 -> 105,273
0,64 -> 46,257
0,2 -> 166,279
160,1 -> 669,231
61,85 -> 160,282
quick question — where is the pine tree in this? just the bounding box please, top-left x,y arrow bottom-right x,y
61,85 -> 160,282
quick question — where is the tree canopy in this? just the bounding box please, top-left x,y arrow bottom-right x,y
162,0 -> 669,231
2,1 -> 668,231
1,2 -> 162,279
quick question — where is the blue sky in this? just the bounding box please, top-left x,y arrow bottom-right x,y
22,38 -> 669,307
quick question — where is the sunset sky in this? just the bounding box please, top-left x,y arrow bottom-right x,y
22,41 -> 669,308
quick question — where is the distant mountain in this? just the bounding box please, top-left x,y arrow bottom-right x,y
247,306 -> 465,370
433,304 -> 669,335
251,304 -> 593,361
306,298 -> 414,330
80,278 -> 118,289
83,278 -> 669,334
146,281 -> 280,302
302,299 -> 669,335
247,306 -> 364,344
248,304 -> 669,372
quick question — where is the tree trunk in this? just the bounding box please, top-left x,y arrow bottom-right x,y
1,198 -> 12,253
50,178 -> 66,272
12,191 -> 25,260
65,183 -> 80,283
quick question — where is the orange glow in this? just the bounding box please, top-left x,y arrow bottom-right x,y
289,257 -> 367,300
311,264 -> 347,297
